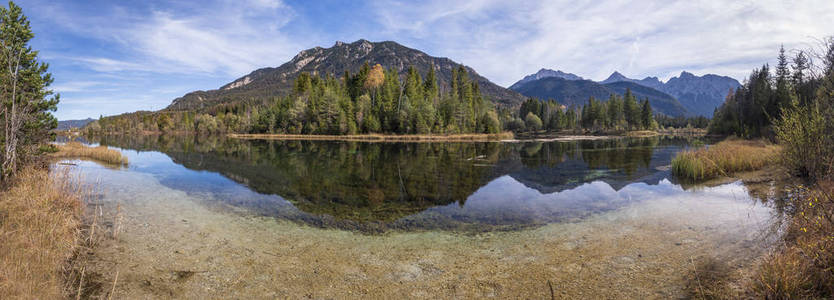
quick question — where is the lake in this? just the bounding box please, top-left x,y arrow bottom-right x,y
65,135 -> 785,298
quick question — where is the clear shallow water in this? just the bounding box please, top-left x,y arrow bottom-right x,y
66,135 -> 787,298
80,135 -> 774,233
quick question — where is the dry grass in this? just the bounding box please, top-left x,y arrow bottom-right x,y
745,182 -> 834,299
625,130 -> 659,137
228,132 -> 515,142
0,167 -> 85,299
671,139 -> 781,181
657,127 -> 708,136
52,142 -> 128,166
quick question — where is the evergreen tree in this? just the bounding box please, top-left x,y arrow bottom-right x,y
606,94 -> 622,129
623,89 -> 640,130
774,45 -> 793,111
640,99 -> 652,130
404,65 -> 423,107
0,2 -> 60,179
423,66 -> 438,103
792,50 -> 809,86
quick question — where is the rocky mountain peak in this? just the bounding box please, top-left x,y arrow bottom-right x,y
167,39 -> 525,111
510,68 -> 583,90
601,71 -> 630,83
679,71 -> 696,79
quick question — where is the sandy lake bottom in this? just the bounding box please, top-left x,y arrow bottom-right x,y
66,158 -> 781,299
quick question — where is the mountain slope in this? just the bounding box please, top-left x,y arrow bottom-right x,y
662,72 -> 740,117
603,81 -> 687,117
57,118 -> 95,130
600,71 -> 740,117
509,68 -> 583,90
600,71 -> 665,90
510,77 -> 688,117
167,39 -> 525,111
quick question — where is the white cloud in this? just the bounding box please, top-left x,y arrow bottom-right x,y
127,4 -> 299,77
370,0 -> 834,86
30,0 -> 834,120
50,81 -> 105,93
43,0 -> 300,78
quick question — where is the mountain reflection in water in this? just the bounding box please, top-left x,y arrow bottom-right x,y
87,134 -> 747,232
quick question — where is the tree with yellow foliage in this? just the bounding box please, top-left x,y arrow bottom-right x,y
364,64 -> 385,107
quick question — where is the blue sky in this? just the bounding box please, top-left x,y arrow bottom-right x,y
17,0 -> 834,120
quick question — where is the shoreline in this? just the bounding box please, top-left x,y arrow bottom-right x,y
81,130 -> 704,144
227,132 -> 515,142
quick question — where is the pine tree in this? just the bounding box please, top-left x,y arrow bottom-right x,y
792,51 -> 808,85
623,89 -> 639,130
606,94 -> 623,129
423,66 -> 438,103
640,99 -> 652,130
1,2 -> 60,179
404,65 -> 423,107
775,45 -> 793,111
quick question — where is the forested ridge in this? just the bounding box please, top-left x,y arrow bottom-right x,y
506,89 -> 657,133
87,64 -> 502,135
710,45 -> 825,138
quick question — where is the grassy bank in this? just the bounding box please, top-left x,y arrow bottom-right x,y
697,182 -> 834,299
228,132 -> 514,142
625,130 -> 659,137
671,139 -> 780,181
746,182 -> 833,298
51,142 -> 128,166
0,168 -> 85,298
656,127 -> 708,136
672,138 -> 833,298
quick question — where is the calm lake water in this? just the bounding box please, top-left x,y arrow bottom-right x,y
81,135 -> 770,232
66,135 -> 786,298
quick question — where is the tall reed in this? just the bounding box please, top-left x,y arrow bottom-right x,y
0,168 -> 85,298
52,142 -> 128,166
671,139 -> 780,181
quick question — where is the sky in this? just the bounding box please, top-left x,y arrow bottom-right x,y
16,0 -> 834,120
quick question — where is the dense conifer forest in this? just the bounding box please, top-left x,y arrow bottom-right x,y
87,64 -> 503,135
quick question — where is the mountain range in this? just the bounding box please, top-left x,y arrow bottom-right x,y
146,40 -> 738,119
510,76 -> 688,116
509,69 -> 584,90
56,118 -> 95,130
511,69 -> 740,117
166,39 -> 526,111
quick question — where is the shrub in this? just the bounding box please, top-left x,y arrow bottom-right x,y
750,183 -> 834,298
524,112 -> 542,132
776,98 -> 834,180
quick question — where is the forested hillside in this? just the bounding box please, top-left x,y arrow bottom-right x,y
510,76 -> 687,117
86,65 -> 501,135
506,89 -> 656,133
166,39 -> 525,112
